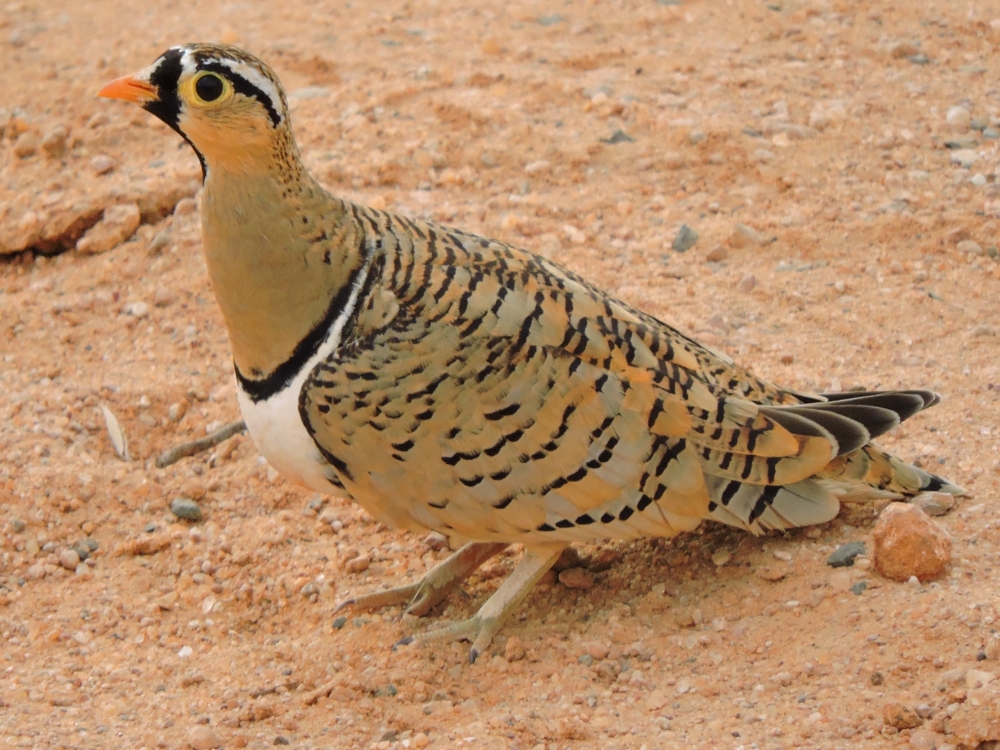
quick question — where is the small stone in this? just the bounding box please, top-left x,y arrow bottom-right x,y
950,149 -> 978,168
582,641 -> 610,661
957,239 -> 983,255
188,725 -> 223,750
602,129 -> 634,145
90,154 -> 117,175
153,287 -> 176,307
170,498 -> 203,522
850,581 -> 868,595
945,106 -> 972,133
827,541 -> 866,568
883,702 -> 923,729
559,567 -> 594,590
524,159 -> 550,174
167,402 -> 187,422
11,519 -> 25,533
890,42 -> 920,59
675,678 -> 691,694
965,669 -> 995,689
984,127 -> 1000,140
13,130 -> 39,158
729,223 -> 767,248
872,503 -> 951,582
757,566 -> 786,582
711,549 -> 731,566
909,729 -> 947,750
578,654 -> 594,666
412,732 -> 430,748
737,274 -> 757,293
705,245 -> 728,262
76,203 -> 141,255
125,301 -> 149,318
41,126 -> 68,158
26,563 -> 46,580
671,224 -> 698,253
345,555 -> 370,573
779,353 -> 794,364
332,616 -> 347,629
908,491 -> 956,517
58,549 -> 80,571
504,635 -> 525,661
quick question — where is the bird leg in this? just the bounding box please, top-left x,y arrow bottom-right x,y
396,542 -> 567,663
335,541 -> 508,618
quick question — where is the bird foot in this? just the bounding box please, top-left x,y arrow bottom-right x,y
335,541 -> 507,618
392,543 -> 566,663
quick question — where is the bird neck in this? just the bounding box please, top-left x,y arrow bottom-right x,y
199,150 -> 368,395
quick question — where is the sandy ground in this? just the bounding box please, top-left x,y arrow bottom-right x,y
2,0 -> 1000,748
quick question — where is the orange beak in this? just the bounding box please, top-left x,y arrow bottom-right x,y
97,75 -> 158,104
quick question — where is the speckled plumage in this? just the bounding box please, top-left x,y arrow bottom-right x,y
103,44 -> 967,660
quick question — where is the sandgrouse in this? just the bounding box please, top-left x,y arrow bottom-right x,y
100,44 -> 966,661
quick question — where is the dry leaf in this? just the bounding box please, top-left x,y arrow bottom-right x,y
101,404 -> 130,461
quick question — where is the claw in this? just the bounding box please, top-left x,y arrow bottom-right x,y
334,542 -> 507,619
391,543 -> 567,663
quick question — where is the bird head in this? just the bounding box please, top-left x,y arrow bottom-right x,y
99,44 -> 293,176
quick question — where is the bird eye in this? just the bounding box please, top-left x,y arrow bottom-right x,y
194,73 -> 225,102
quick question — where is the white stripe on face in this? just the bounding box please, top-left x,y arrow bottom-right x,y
201,56 -> 285,126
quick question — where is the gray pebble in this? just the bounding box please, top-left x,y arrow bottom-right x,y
578,654 -> 595,666
850,581 -> 868,596
983,128 -> 1000,140
827,541 -> 866,568
170,497 -> 202,521
538,14 -> 563,26
689,131 -> 706,145
672,224 -> 699,253
143,522 -> 157,533
81,538 -> 99,552
971,117 -> 988,132
11,519 -> 25,533
602,129 -> 635,145
332,616 -> 348,630
908,53 -> 930,65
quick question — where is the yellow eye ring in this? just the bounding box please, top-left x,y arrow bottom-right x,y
189,71 -> 231,105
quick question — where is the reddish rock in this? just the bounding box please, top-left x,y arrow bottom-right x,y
872,503 -> 951,582
882,702 -> 922,729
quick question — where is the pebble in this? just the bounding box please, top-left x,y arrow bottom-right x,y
504,635 -> 525,661
711,549 -> 731,566
13,130 -> 39,158
153,287 -> 176,307
41,126 -> 68,158
950,149 -> 978,168
671,224 -> 698,253
957,240 -> 983,256
945,106 -> 971,133
187,726 -> 223,750
582,641 -> 610,661
826,541 -> 866,568
882,702 -> 923,729
90,154 -> 117,175
646,689 -> 669,711
872,503 -> 951,582
729,223 -> 767,248
849,581 -> 867,596
558,566 -> 594,589
736,274 -> 757,293
908,491 -> 956,517
170,497 -> 203,521
345,555 -> 370,573
704,245 -> 728,262
909,729 -> 947,750
524,159 -> 550,174
984,127 -> 1000,140
757,566 -> 786,582
76,203 -> 141,255
412,733 -> 429,748
58,549 -> 80,571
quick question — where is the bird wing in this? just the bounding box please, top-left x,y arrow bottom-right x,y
298,215 -> 932,540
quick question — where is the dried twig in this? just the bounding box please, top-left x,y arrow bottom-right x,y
155,420 -> 247,469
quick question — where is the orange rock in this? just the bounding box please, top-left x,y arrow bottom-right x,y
872,503 -> 951,582
882,702 -> 922,729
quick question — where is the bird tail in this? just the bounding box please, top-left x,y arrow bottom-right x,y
702,389 -> 968,534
